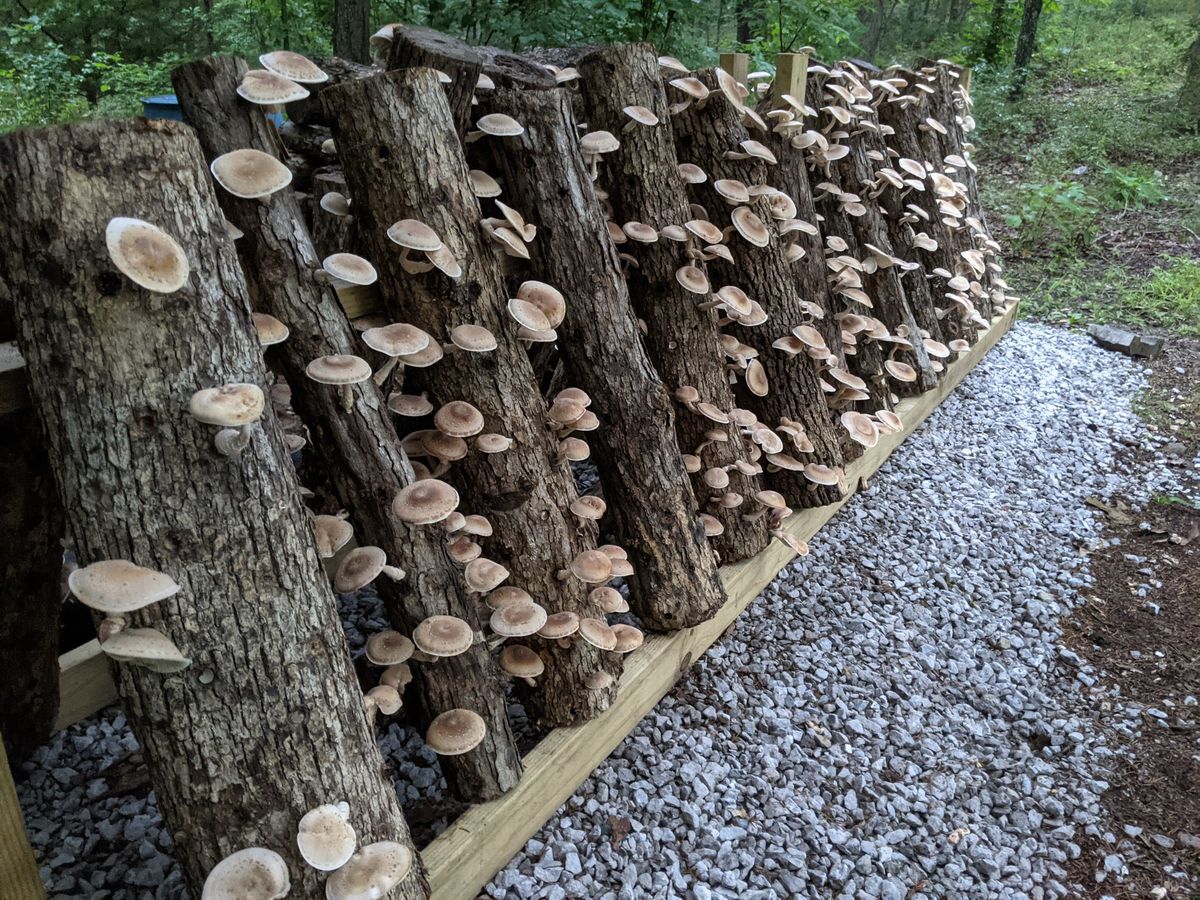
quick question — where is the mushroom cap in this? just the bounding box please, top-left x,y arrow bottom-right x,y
100,627 -> 190,673
590,585 -> 628,614
684,219 -> 724,244
700,512 -> 724,537
306,354 -> 372,386
386,219 -> 443,252
469,169 -> 502,198
475,113 -> 524,136
422,430 -> 469,462
434,400 -> 485,438
569,550 -> 613,584
322,253 -> 377,286
464,557 -> 510,593
259,50 -> 328,83
669,76 -> 709,100
622,221 -> 659,243
237,69 -> 310,104
507,297 -> 552,331
426,709 -> 487,756
252,312 -> 290,346
334,546 -> 388,593
446,536 -> 481,564
460,514 -> 493,537
413,615 -> 474,657
585,670 -> 615,690
515,280 -> 567,328
538,610 -> 581,639
500,643 -> 544,678
675,265 -> 710,294
884,359 -> 917,382
68,560 -> 180,614
803,463 -> 841,486
840,410 -> 880,449
714,178 -> 751,204
312,514 -> 354,558
611,623 -> 644,654
105,217 -> 190,293
365,684 -> 402,716
365,630 -> 414,666
387,392 -> 434,417
877,409 -> 904,432
201,847 -> 290,900
569,495 -> 607,520
490,600 -> 548,637
731,206 -> 770,247
392,479 -> 460,525
623,105 -> 659,126
397,341 -> 444,368
320,191 -> 351,216
190,383 -> 265,427
325,841 -> 414,900
449,324 -> 498,352
578,617 -> 617,651
791,324 -> 827,350
475,433 -> 513,453
559,437 -> 591,461
380,662 -> 412,690
296,803 -> 356,872
745,359 -> 769,396
487,585 -> 533,610
210,149 -> 292,199
755,490 -> 789,510
580,130 -> 620,155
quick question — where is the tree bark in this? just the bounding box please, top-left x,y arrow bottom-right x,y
0,117 -> 427,898
323,69 -> 621,727
1012,0 -> 1045,94
173,54 -> 522,802
0,405 -> 63,765
574,44 -> 770,563
476,86 -> 728,631
982,0 -> 1009,64
333,0 -> 370,63
287,56 -> 377,128
1182,34 -> 1200,128
671,68 -> 847,508
310,168 -> 355,259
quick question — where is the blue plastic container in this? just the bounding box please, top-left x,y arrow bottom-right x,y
141,93 -> 285,127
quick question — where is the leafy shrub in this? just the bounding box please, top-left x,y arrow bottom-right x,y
1002,179 -> 1098,254
1096,163 -> 1168,209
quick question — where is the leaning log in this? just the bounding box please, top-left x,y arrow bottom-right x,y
0,117 -> 427,898
573,44 -> 771,563
476,86 -> 727,631
324,69 -> 621,727
173,55 -> 522,802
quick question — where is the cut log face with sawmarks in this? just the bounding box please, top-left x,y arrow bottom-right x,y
473,85 -> 729,632
322,68 -> 623,728
172,54 -> 522,804
0,117 -> 428,899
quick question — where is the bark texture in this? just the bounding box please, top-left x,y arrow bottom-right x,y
671,68 -> 846,508
333,0 -> 370,63
173,55 -> 522,802
324,69 -> 620,727
574,43 -> 769,564
0,118 -> 427,898
0,406 -> 63,764
477,86 -> 727,631
288,56 -> 377,128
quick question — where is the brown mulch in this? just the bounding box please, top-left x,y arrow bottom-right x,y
1059,340 -> 1200,897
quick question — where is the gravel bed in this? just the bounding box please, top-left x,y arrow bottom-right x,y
15,321 -> 1184,898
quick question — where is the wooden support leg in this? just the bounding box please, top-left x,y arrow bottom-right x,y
0,737 -> 44,899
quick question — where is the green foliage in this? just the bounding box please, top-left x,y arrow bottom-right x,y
1096,163 -> 1168,209
1001,179 -> 1098,254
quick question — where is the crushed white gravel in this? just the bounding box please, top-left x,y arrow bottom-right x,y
16,322 -> 1188,899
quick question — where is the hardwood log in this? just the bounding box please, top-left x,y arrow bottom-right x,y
670,68 -> 847,508
0,117 -> 427,897
287,56 -> 377,128
570,44 -> 772,564
476,86 -> 727,631
173,55 -> 522,802
323,69 -> 621,727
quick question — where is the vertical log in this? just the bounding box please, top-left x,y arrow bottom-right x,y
0,118 -> 427,897
0,404 -> 63,764
333,0 -> 370,64
574,43 -> 770,563
324,69 -> 621,727
670,67 -> 847,508
173,55 -> 522,802
477,86 -> 727,631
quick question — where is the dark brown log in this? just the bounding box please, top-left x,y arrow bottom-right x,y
0,117 -> 427,898
670,68 -> 846,508
333,0 -> 370,64
574,44 -> 770,564
387,26 -> 483,135
173,54 -> 521,802
0,406 -> 63,764
476,86 -> 727,631
323,69 -> 620,727
310,168 -> 355,259
287,56 -> 377,127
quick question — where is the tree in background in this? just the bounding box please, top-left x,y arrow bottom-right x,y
1011,0 -> 1045,95
1182,27 -> 1200,127
333,0 -> 369,60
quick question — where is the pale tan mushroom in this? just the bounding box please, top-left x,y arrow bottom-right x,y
105,217 -> 189,293
296,803 -> 356,872
335,546 -> 405,593
365,630 -> 415,666
306,354 -> 372,412
426,709 -> 487,755
413,616 -> 474,657
391,479 -> 460,525
210,149 -> 292,200
201,847 -> 290,900
325,842 -> 414,900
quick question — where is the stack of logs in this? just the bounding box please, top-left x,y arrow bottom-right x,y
0,28 -> 1011,899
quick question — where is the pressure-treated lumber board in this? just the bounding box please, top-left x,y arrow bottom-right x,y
423,302 -> 1018,900
718,52 -> 748,84
0,736 -> 45,899
54,640 -> 112,731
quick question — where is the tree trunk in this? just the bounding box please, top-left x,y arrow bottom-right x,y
574,44 -> 770,564
1012,0 -> 1045,94
0,405 -> 63,765
173,55 -> 522,802
323,69 -> 621,727
333,0 -> 370,63
982,0 -> 1009,64
310,168 -> 356,259
1182,34 -> 1200,128
0,117 -> 427,898
476,86 -> 728,631
670,68 -> 847,508
287,56 -> 377,128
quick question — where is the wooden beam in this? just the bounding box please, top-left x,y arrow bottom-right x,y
718,52 -> 749,85
765,51 -> 809,112
334,282 -> 381,320
0,736 -> 44,899
423,302 -> 1019,899
54,640 -> 113,731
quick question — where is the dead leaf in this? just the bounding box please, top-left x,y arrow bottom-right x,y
1086,496 -> 1134,525
1169,521 -> 1199,546
948,826 -> 970,845
608,815 -> 631,850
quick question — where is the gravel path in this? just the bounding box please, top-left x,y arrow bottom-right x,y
15,322 -> 1184,898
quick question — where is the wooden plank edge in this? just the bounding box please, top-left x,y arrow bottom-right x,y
0,737 -> 44,898
423,302 -> 1019,899
55,640 -> 113,732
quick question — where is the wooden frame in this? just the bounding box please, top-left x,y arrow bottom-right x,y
38,303 -> 1016,898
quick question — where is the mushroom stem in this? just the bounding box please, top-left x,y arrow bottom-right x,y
313,268 -> 332,284
373,357 -> 402,387
97,615 -> 127,642
213,424 -> 255,458
485,635 -> 507,652
339,383 -> 354,413
381,564 -> 406,582
523,676 -> 537,688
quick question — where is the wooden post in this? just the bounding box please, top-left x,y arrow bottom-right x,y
476,86 -> 728,631
763,51 -> 809,111
670,67 -> 848,508
0,117 -> 428,898
718,51 -> 748,85
0,736 -> 43,898
173,55 -> 523,803
323,69 -> 622,728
